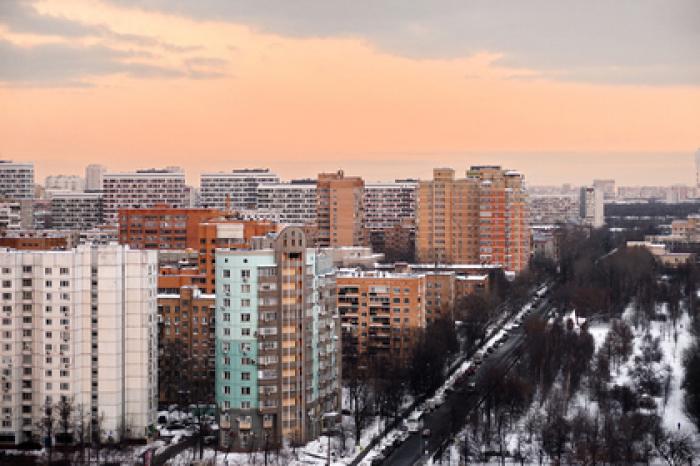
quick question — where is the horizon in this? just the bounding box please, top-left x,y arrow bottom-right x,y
9,150 -> 700,188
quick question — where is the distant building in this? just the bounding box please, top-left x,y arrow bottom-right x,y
0,244 -> 158,445
579,186 -> 605,228
529,193 -> 579,225
0,160 -> 34,200
593,179 -> 616,200
200,169 -> 279,211
416,167 -> 530,273
0,202 -> 21,230
102,168 -> 188,224
256,179 -> 317,225
85,164 -> 106,192
316,170 -> 366,247
216,227 -> 340,450
45,175 -> 85,193
48,191 -> 103,230
695,149 -> 700,187
363,180 -> 417,230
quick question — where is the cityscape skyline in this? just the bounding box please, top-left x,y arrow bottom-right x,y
4,150 -> 700,188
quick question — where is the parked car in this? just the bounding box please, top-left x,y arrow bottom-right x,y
422,428 -> 432,438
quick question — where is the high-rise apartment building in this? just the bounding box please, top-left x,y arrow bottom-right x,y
45,175 -> 85,193
363,180 -> 417,231
85,164 -> 106,192
416,166 -> 530,273
579,186 -> 605,228
256,179 -> 317,226
48,192 -> 103,230
200,169 -> 279,211
529,193 -> 579,225
336,270 -> 426,363
102,168 -> 187,224
0,161 -> 34,200
215,227 -> 340,450
0,244 -> 158,445
316,171 -> 366,247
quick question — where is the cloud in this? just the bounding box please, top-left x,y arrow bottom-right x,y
0,1 -> 229,86
105,0 -> 700,85
0,39 -> 187,86
0,1 -> 202,54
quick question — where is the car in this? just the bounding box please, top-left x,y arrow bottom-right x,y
466,366 -> 477,376
487,346 -> 495,354
421,428 -> 432,438
467,382 -> 477,392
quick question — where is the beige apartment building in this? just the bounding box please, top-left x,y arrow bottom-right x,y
316,171 -> 366,247
416,166 -> 530,273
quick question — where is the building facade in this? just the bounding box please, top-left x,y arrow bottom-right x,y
85,164 -> 106,192
117,207 -> 222,250
102,168 -> 188,224
158,287 -> 215,404
256,180 -> 317,226
215,227 -> 340,450
316,171 -> 366,248
0,161 -> 34,200
336,270 -> 426,364
579,186 -> 605,228
0,244 -> 158,445
45,175 -> 85,193
48,192 -> 103,230
363,181 -> 417,231
416,167 -> 530,273
200,169 -> 280,211
0,202 -> 22,231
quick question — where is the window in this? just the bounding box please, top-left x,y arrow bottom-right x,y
241,284 -> 250,293
223,371 -> 231,380
241,372 -> 251,381
223,386 -> 231,394
223,270 -> 230,278
241,401 -> 251,409
241,328 -> 250,336
59,268 -> 69,275
241,270 -> 250,279
241,386 -> 251,395
223,313 -> 230,322
241,313 -> 251,322
241,299 -> 250,308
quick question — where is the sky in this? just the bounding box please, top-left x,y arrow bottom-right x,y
0,0 -> 699,186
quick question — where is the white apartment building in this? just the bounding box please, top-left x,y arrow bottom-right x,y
45,175 -> 85,193
255,179 -> 317,225
529,193 -> 580,225
0,244 -> 158,445
364,180 -> 417,231
0,161 -> 35,200
85,165 -> 106,192
580,186 -> 605,228
48,192 -> 103,230
102,168 -> 187,224
200,169 -> 279,211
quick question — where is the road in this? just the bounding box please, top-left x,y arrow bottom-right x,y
380,298 -> 552,466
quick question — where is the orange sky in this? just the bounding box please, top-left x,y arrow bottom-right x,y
1,0 -> 699,185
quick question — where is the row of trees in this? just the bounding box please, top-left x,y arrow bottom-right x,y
344,316 -> 459,445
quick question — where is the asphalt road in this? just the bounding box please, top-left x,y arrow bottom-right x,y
381,298 -> 551,466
